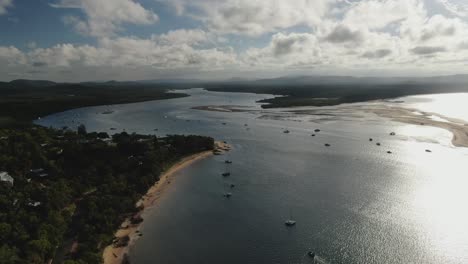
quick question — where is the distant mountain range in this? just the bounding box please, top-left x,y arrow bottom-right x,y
3,74 -> 468,88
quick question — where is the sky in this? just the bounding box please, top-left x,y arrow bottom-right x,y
1,0 -> 468,82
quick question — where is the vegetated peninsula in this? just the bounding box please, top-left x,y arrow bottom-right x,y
0,125 -> 214,263
203,75 -> 468,108
0,80 -> 188,127
0,80 -> 218,263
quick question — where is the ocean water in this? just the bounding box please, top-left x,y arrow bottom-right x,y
36,89 -> 468,264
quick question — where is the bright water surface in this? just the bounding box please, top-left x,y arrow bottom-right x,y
37,89 -> 468,264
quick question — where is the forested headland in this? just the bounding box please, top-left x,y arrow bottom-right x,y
0,126 -> 214,263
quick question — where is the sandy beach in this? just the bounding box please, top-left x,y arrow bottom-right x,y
102,141 -> 231,264
363,104 -> 468,148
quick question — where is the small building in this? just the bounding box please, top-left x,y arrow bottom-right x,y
28,201 -> 41,207
0,171 -> 14,185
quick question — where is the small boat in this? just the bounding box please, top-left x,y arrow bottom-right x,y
285,209 -> 296,226
225,160 -> 233,164
425,149 -> 432,153
222,172 -> 231,177
283,130 -> 290,134
311,134 -> 316,137
223,192 -> 232,198
307,251 -> 315,258
314,129 -> 321,132
369,138 -> 373,141
376,143 -> 381,146
325,143 -> 330,147
390,132 -> 396,136
387,151 -> 392,154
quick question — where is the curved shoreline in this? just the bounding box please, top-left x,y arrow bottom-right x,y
364,105 -> 468,148
102,141 -> 230,264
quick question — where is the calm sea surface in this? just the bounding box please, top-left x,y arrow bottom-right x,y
37,89 -> 468,264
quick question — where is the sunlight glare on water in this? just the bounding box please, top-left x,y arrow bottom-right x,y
402,93 -> 468,122
400,140 -> 468,263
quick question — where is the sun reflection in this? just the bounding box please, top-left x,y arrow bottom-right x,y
405,93 -> 468,123
411,149 -> 468,262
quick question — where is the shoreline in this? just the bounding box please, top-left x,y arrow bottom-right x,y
102,141 -> 231,264
363,105 -> 468,148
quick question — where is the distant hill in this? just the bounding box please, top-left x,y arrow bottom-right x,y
8,79 -> 58,87
201,74 -> 468,108
4,74 -> 468,88
2,75 -> 468,114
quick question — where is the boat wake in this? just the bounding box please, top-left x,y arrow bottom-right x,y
300,253 -> 330,264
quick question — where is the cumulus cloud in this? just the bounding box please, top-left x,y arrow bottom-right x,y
0,0 -> 13,15
419,15 -> 461,41
410,46 -> 447,55
437,0 -> 468,17
161,0 -> 333,36
0,46 -> 26,65
324,25 -> 364,43
244,32 -> 324,69
343,0 -> 425,30
0,31 -> 238,81
152,29 -> 211,46
51,0 -> 158,37
361,49 -> 392,58
6,0 -> 468,80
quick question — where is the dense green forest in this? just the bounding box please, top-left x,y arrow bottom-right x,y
0,126 -> 214,263
0,80 -> 188,127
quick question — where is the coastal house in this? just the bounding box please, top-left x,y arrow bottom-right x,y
0,171 -> 14,185
28,201 -> 41,207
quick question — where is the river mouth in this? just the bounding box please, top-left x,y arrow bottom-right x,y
36,89 -> 468,264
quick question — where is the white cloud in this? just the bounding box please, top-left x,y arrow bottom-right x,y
162,0 -> 334,36
324,24 -> 364,43
0,46 -> 26,65
0,0 -> 13,15
343,0 -> 426,30
6,0 -> 468,80
244,32 -> 323,68
51,0 -> 158,37
152,29 -> 211,46
437,0 -> 468,17
0,31 -> 238,81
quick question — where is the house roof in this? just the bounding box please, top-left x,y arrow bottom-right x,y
0,171 -> 14,185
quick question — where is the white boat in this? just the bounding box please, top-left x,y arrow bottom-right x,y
285,209 -> 296,226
